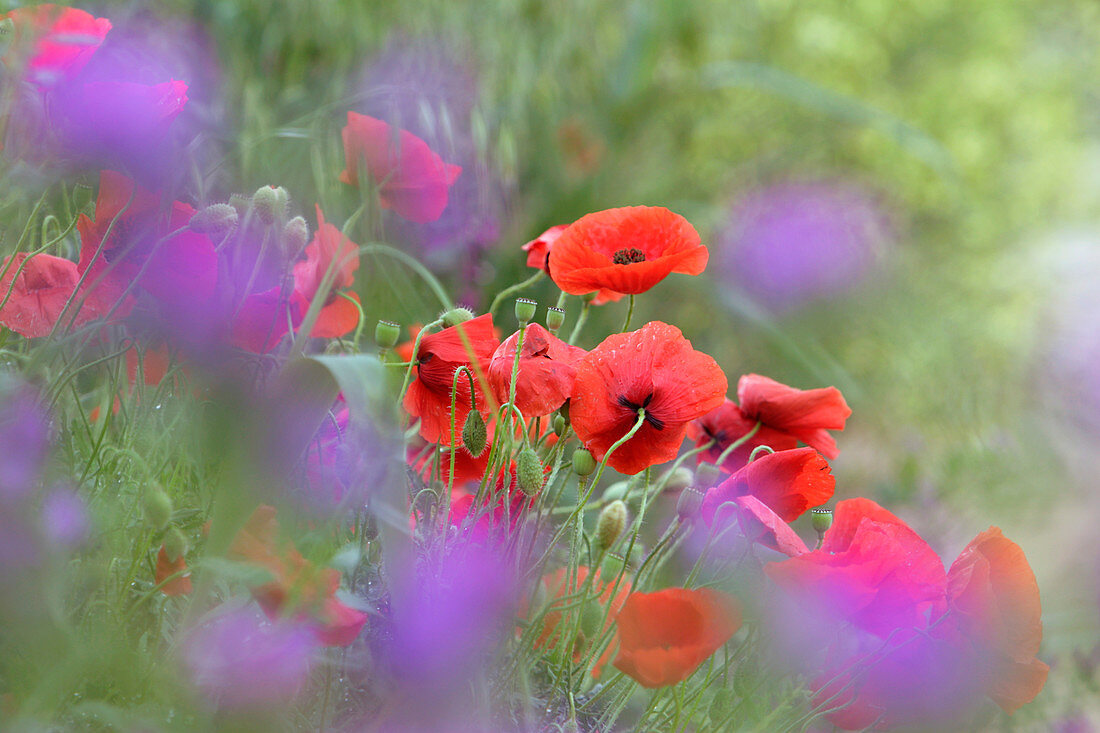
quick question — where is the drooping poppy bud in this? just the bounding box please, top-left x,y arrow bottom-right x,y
462,410 -> 488,458
596,500 -> 628,550
517,446 -> 544,496
143,485 -> 173,530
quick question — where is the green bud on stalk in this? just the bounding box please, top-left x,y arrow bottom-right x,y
251,185 -> 288,225
72,183 -> 93,211
514,297 -> 537,324
189,203 -> 239,234
553,414 -> 567,436
462,410 -> 488,457
676,487 -> 706,521
811,507 -> 833,537
517,446 -> 544,496
282,215 -> 309,254
572,448 -> 596,477
442,307 -> 475,327
375,320 -> 401,350
694,462 -> 722,489
596,500 -> 628,550
143,485 -> 173,531
545,306 -> 566,333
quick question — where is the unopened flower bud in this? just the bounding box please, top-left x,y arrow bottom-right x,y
143,485 -> 173,531
662,467 -> 693,493
442,307 -> 475,328
517,446 -> 544,496
596,500 -> 628,550
578,599 -> 605,639
811,507 -> 833,535
572,448 -> 596,477
375,320 -> 401,350
545,306 -> 565,333
282,215 -> 309,254
676,487 -> 706,521
558,401 -> 570,425
695,462 -> 722,489
553,414 -> 567,436
251,185 -> 288,225
602,481 -> 629,503
462,410 -> 488,457
189,203 -> 239,234
514,298 -> 537,324
163,526 -> 189,562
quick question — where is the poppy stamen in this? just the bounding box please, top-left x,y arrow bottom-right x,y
617,393 -> 665,431
612,247 -> 646,265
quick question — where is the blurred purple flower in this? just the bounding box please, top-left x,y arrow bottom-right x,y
41,488 -> 89,548
715,180 -> 893,313
355,38 -> 504,281
182,605 -> 317,711
0,376 -> 50,503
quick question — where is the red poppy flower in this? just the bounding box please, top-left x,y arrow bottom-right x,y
569,321 -> 726,475
3,5 -> 111,87
738,374 -> 851,458
546,206 -> 707,296
611,588 -> 741,688
0,252 -> 123,337
945,527 -> 1048,713
700,447 -> 834,524
765,498 -> 946,638
533,566 -> 632,673
229,505 -> 367,647
522,224 -> 623,305
339,111 -> 462,223
487,323 -> 586,419
688,398 -> 798,473
76,170 -> 217,307
727,494 -> 810,557
403,314 -> 499,445
155,544 -> 192,596
291,206 -> 360,339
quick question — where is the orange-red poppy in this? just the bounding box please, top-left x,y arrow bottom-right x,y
569,321 -> 726,475
487,323 -> 586,419
291,206 -> 360,339
3,5 -> 111,86
688,397 -> 797,473
339,112 -> 462,223
611,588 -> 741,688
700,447 -> 834,524
724,494 -> 810,557
522,224 -> 623,305
736,374 -> 851,459
155,544 -> 192,596
403,314 -> 499,445
546,206 -> 707,296
0,252 -> 122,337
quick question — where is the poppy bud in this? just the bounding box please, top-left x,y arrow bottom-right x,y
252,185 -> 288,225
375,320 -> 401,350
572,448 -> 596,477
517,446 -> 544,496
558,401 -> 570,425
596,500 -> 628,550
442,307 -> 475,327
811,507 -> 833,536
676,487 -> 705,521
72,183 -> 93,211
602,480 -> 629,503
694,462 -> 721,489
189,203 -> 239,234
578,599 -> 605,639
163,526 -> 189,562
282,215 -> 309,254
514,297 -> 537,324
143,485 -> 173,531
462,410 -> 488,457
662,467 -> 693,493
553,414 -> 567,436
545,306 -> 566,333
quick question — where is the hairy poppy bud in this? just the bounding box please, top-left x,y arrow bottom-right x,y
572,448 -> 596,477
517,446 -> 544,496
190,203 -> 239,234
442,307 -> 475,327
553,414 -> 567,436
252,185 -> 288,225
811,507 -> 833,535
143,485 -> 173,531
375,320 -> 400,350
514,297 -> 537,324
596,500 -> 628,551
545,306 -> 565,333
694,462 -> 721,489
662,467 -> 693,493
602,481 -> 629,503
282,215 -> 309,254
462,410 -> 488,457
163,526 -> 189,562
676,487 -> 705,521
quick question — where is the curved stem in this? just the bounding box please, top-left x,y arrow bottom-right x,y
488,270 -> 544,318
713,420 -> 762,468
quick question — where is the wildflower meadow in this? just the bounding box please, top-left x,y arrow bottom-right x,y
0,2 -> 1097,732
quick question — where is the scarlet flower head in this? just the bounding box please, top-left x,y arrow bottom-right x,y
570,321 -> 727,475
0,252 -> 124,337
290,206 -> 360,339
487,323 -> 586,419
522,224 -> 622,305
3,5 -> 111,87
611,588 -> 741,688
339,111 -> 462,223
403,313 -> 499,445
547,206 -> 707,296
700,447 -> 834,524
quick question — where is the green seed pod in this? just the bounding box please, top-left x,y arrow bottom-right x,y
676,486 -> 706,521
545,306 -> 565,333
462,410 -> 488,457
143,485 -> 173,531
514,297 -> 537,324
375,320 -> 401,350
163,527 -> 189,562
189,203 -> 239,234
442,307 -> 475,327
811,507 -> 833,535
516,446 -> 544,496
572,448 -> 596,477
595,500 -> 628,551
282,215 -> 309,254
552,414 -> 567,436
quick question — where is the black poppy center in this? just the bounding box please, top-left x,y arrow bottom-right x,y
617,393 -> 665,431
612,247 -> 646,265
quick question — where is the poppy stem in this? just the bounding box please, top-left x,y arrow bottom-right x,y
506,322 -> 527,447
712,421 -> 763,468
488,270 -> 544,319
621,294 -> 635,332
568,301 -> 590,345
